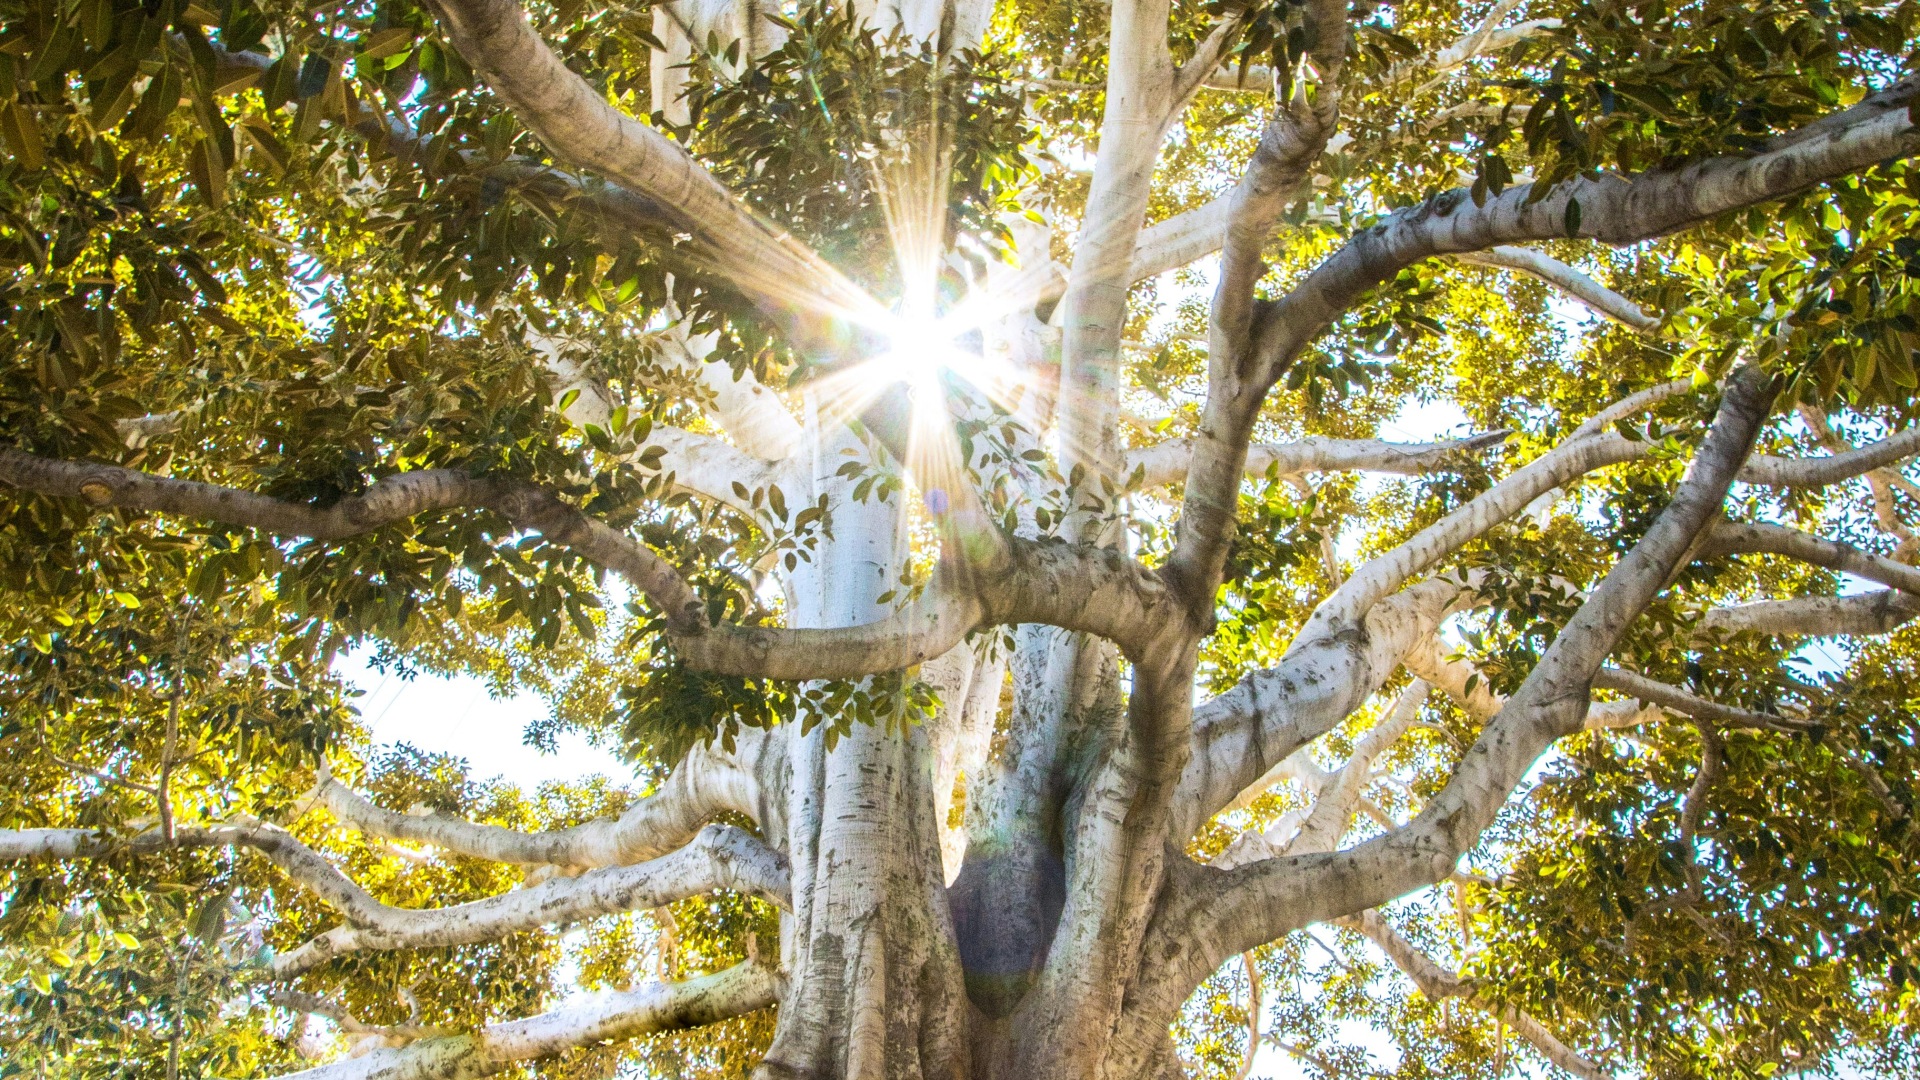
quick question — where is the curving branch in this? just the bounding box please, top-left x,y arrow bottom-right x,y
1739,425 -> 1920,489
1021,196 -> 1232,312
273,824 -> 789,978
277,959 -> 781,1080
1590,667 -> 1811,735
423,0 -> 867,323
314,734 -> 774,869
1315,432 -> 1643,630
1377,0 -> 1561,94
270,991 -> 442,1044
1453,246 -> 1659,333
1333,909 -> 1612,1080
1247,81 -> 1920,381
1405,634 -> 1663,733
1127,430 -> 1510,490
1211,678 -> 1429,870
0,448 -> 708,630
1175,577 -> 1473,839
0,449 -> 976,679
1702,521 -> 1920,595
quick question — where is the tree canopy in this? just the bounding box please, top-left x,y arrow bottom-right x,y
3,0 -> 1920,1077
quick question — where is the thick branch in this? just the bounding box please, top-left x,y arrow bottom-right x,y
1699,590 -> 1920,637
0,449 -> 995,679
1188,364 -> 1774,973
1127,430 -> 1510,489
273,825 -> 788,978
424,0 -> 864,319
1175,578 -> 1472,838
276,960 -> 780,1080
1703,521 -> 1920,594
1590,667 -> 1811,734
1739,426 -> 1920,488
1249,85 -> 1920,379
1316,433 -> 1642,629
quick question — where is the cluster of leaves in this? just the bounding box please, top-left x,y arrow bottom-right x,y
1470,635 -> 1920,1076
688,3 -> 1036,303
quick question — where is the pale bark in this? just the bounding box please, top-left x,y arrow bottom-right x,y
0,448 -> 1173,680
1127,430 -> 1510,489
1590,668 -> 1810,735
1453,246 -> 1659,333
1740,425 -> 1920,488
1247,84 -> 1920,379
1315,433 -> 1642,629
1210,678 -> 1428,870
1056,0 -> 1175,527
1378,1 -> 1560,93
312,732 -> 776,869
278,961 -> 781,1080
1134,366 -> 1775,1045
1404,633 -> 1663,732
272,825 -> 790,978
753,412 -> 971,1080
1699,590 -> 1920,637
424,0 -> 867,320
1704,521 -> 1920,594
1176,578 -> 1472,841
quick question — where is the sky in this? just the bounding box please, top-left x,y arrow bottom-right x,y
334,649 -> 628,789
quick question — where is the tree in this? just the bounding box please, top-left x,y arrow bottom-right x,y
3,0 -> 1920,1075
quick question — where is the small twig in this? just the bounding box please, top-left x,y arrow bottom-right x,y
1232,951 -> 1263,1080
158,678 -> 183,845
167,937 -> 199,1080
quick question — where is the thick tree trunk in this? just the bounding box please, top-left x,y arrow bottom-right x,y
755,412 -> 974,1080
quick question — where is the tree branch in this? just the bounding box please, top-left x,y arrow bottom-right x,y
1453,247 -> 1659,333
1376,0 -> 1560,93
1175,577 -> 1472,839
1247,84 -> 1920,381
1333,909 -> 1613,1080
1702,521 -> 1920,594
1189,364 -> 1775,973
272,824 -> 789,978
1126,430 -> 1510,489
1739,426 -> 1920,488
275,960 -> 781,1080
312,734 -> 774,868
422,0 -> 867,322
1590,667 -> 1812,734
269,992 -> 442,1044
1698,590 -> 1920,637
